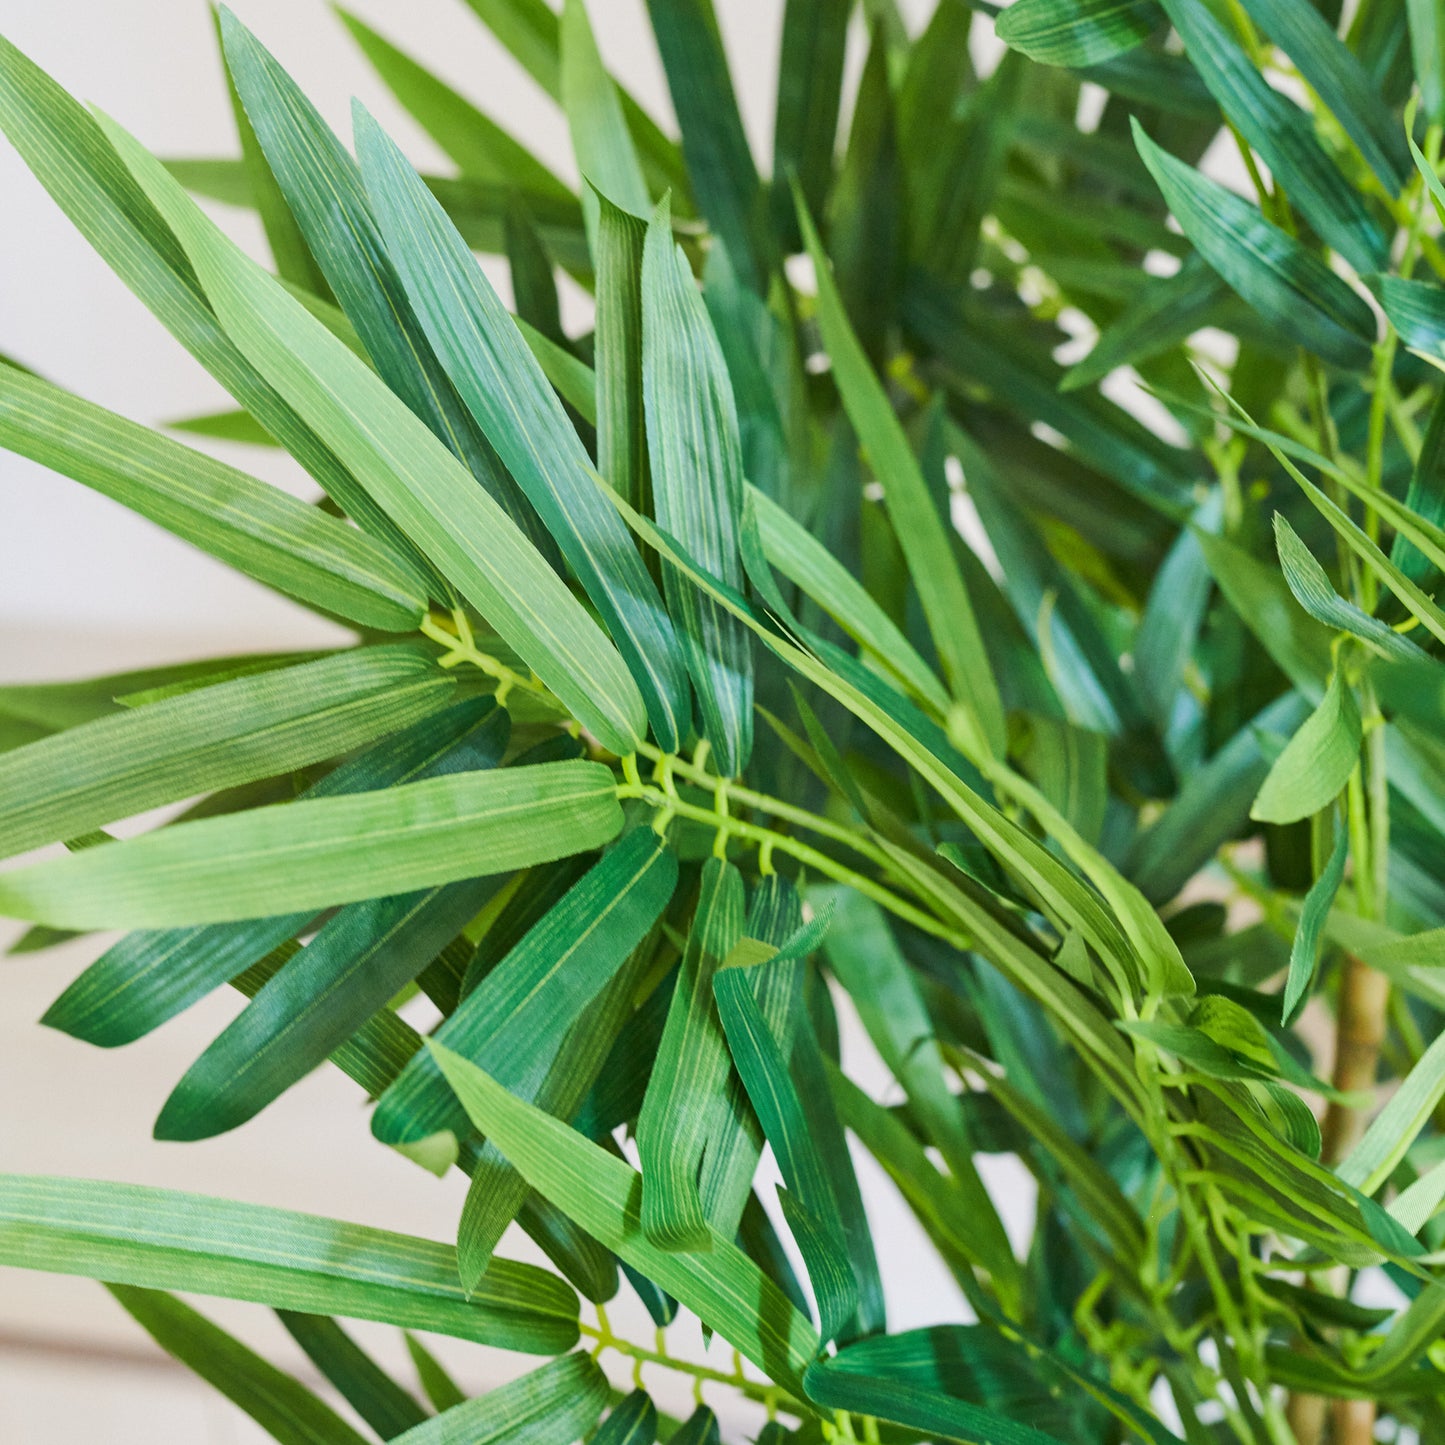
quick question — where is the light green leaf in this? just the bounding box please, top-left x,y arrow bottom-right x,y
592,194 -> 649,512
0,646 -> 452,861
110,1287 -> 370,1445
748,485 -> 949,716
795,197 -> 1005,758
428,1043 -> 821,1395
98,109 -> 646,753
354,108 -> 689,751
1251,669 -> 1361,825
0,363 -> 427,632
1282,817 -> 1349,1026
560,0 -> 649,243
1409,0 -> 1445,125
1273,513 -> 1426,662
642,200 -> 754,773
0,35 -> 417,565
403,1333 -> 466,1413
41,697 -> 505,1047
1338,1030 -> 1445,1194
1131,120 -> 1375,369
0,1175 -> 579,1351
0,760 -> 623,928
996,0 -> 1160,68
389,1353 -> 608,1445
371,828 -> 676,1145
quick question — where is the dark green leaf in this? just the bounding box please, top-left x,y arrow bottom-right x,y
371,829 -> 676,1145
110,1288 -> 370,1445
278,1313 -> 429,1439
1132,120 -> 1375,369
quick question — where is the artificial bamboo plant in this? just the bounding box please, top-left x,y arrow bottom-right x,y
5,0 -> 1445,1440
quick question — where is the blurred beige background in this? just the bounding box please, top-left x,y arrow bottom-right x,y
0,1 -> 1025,1439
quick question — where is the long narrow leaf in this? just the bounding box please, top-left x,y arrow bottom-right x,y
0,760 -> 623,928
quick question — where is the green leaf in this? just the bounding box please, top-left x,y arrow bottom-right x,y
217,13 -> 328,296
41,697 -> 505,1046
772,0 -> 850,229
592,195 -> 649,512
354,108 -> 689,751
337,9 -> 571,202
98,109 -> 646,754
371,828 -> 676,1145
1157,0 -> 1388,274
820,888 -> 1021,1305
1409,0 -> 1445,124
637,856 -> 744,1250
0,646 -> 452,861
748,487 -> 949,715
428,1043 -> 821,1395
388,1353 -> 609,1445
643,0 -> 769,291
110,1288 -> 370,1445
1131,119 -> 1375,369
155,875 -> 501,1140
1368,273 -> 1445,365
559,0 -> 650,241
1061,257 -> 1233,392
220,12 -> 551,557
669,1406 -> 720,1445
642,201 -> 754,773
403,1334 -> 466,1412
0,1175 -> 579,1350
455,0 -> 688,205
1282,815 -> 1349,1026
1240,0 -> 1408,190
1338,1029 -> 1445,1194
278,1313 -> 430,1439
1273,513 -> 1426,662
166,406 -> 279,446
592,1390 -> 657,1445
1195,529 -> 1334,693
996,0 -> 1161,68
0,35 -> 419,568
804,1329 -> 1069,1445
0,759 -> 623,929
714,964 -> 857,1342
795,197 -> 1006,758
1251,669 -> 1361,825
0,363 -> 427,633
